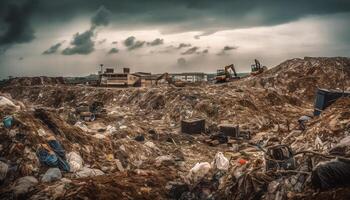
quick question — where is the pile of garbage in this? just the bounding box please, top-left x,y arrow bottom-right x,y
243,57 -> 350,101
0,57 -> 350,199
5,77 -> 65,87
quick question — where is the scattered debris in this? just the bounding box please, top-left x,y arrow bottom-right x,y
0,57 -> 349,199
181,118 -> 205,134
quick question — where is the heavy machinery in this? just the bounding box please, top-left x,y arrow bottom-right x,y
215,64 -> 240,83
155,73 -> 186,87
251,59 -> 267,76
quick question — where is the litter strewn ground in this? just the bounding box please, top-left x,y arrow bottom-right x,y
0,57 -> 350,200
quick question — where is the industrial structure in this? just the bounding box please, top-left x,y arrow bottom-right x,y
171,72 -> 208,82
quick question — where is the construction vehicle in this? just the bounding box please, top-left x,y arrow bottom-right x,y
155,73 -> 186,87
251,59 -> 267,76
215,64 -> 240,83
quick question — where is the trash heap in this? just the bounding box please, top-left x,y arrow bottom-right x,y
0,57 -> 350,199
5,77 -> 65,87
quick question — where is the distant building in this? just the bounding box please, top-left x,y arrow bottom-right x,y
170,72 -> 208,82
132,72 -> 161,87
99,68 -> 139,87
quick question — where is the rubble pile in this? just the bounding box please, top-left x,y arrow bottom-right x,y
0,57 -> 350,199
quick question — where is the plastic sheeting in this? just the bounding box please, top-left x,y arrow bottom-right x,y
312,159 -> 350,189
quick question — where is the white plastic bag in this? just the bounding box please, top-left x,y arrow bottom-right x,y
0,96 -> 17,108
187,162 -> 211,183
67,152 -> 83,173
212,152 -> 229,170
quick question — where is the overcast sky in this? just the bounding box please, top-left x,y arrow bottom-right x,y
0,0 -> 350,78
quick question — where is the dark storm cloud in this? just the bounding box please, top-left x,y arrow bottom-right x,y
195,49 -> 209,55
42,41 -> 64,55
124,36 -> 136,47
0,0 -> 37,53
61,6 -> 111,55
1,0 -> 350,54
123,36 -> 146,50
194,31 -> 217,39
217,45 -> 238,56
129,41 -> 145,50
223,46 -> 238,51
178,43 -> 191,49
111,41 -> 118,44
147,38 -> 164,46
12,0 -> 350,33
108,48 -> 119,54
91,6 -> 111,27
62,29 -> 95,55
181,47 -> 199,55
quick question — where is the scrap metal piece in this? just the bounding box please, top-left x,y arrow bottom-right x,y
265,145 -> 296,171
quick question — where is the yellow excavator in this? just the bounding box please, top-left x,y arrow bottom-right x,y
251,59 -> 267,76
215,64 -> 240,83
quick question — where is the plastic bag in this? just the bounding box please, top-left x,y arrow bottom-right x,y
3,116 -> 13,128
37,147 -> 59,167
312,158 -> 350,189
67,152 -> 83,173
36,145 -> 70,172
187,162 -> 211,183
0,96 -> 17,108
48,139 -> 66,158
212,152 -> 229,170
41,168 -> 62,183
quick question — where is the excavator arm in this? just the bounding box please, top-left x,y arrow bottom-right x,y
251,59 -> 267,75
155,73 -> 185,87
155,73 -> 169,85
215,63 -> 240,83
225,64 -> 238,78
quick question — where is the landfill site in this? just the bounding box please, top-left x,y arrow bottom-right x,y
1,56 -> 350,200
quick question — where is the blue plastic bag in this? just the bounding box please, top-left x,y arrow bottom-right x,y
48,140 -> 66,159
37,148 -> 58,167
3,116 -> 13,128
